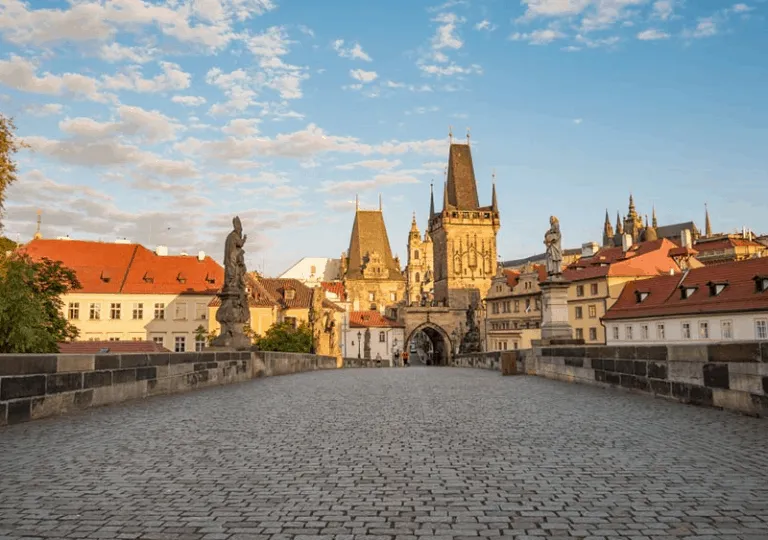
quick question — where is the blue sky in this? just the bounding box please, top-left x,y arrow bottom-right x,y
1,0 -> 766,275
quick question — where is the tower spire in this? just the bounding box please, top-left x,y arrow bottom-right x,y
603,209 -> 614,247
705,203 -> 712,237
652,206 -> 658,228
355,194 -> 359,211
34,209 -> 42,240
379,193 -> 382,212
616,211 -> 624,235
628,193 -> 636,216
491,169 -> 498,212
443,180 -> 449,211
448,125 -> 453,144
466,127 -> 471,146
429,181 -> 435,218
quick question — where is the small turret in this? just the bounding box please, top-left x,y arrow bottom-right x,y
429,181 -> 435,218
491,170 -> 498,213
602,209 -> 614,246
442,180 -> 449,212
616,211 -> 624,235
705,203 -> 712,238
652,206 -> 658,228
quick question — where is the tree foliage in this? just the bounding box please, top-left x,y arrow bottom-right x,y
0,114 -> 27,231
254,321 -> 312,353
0,254 -> 81,353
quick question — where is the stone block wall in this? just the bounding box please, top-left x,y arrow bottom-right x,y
526,342 -> 768,416
342,357 -> 393,368
450,351 -> 501,371
1,351 -> 337,426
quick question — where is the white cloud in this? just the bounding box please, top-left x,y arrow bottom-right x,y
318,172 -> 420,194
222,118 -> 261,136
637,28 -> 670,40
573,118 -> 583,124
243,26 -> 310,101
474,20 -> 496,31
684,17 -> 718,38
102,62 -> 191,93
0,55 -> 107,102
419,11 -> 481,77
730,3 -> 753,14
419,62 -> 482,76
336,159 -> 403,171
350,69 -> 378,83
652,0 -> 676,20
23,103 -> 63,117
432,12 -> 465,50
332,39 -> 373,61
172,95 -> 207,107
519,0 -> 648,32
511,28 -> 565,45
405,106 -> 439,116
99,43 -> 155,63
59,105 -> 180,144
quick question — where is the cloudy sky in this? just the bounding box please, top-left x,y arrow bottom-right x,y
1,0 -> 766,275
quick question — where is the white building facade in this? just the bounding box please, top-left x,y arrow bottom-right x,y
605,313 -> 768,345
279,257 -> 341,286
345,311 -> 405,364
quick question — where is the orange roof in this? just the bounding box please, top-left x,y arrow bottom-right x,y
502,264 -> 547,289
603,256 -> 768,321
321,281 -> 346,300
58,340 -> 170,354
694,237 -> 766,252
21,238 -> 223,295
258,278 -> 343,311
563,238 -> 689,282
349,310 -> 404,328
503,269 -> 520,288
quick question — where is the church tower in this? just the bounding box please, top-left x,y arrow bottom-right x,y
428,139 -> 500,309
602,209 -> 614,247
406,210 -> 434,305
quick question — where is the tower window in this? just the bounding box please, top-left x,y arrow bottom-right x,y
414,250 -> 420,260
415,272 -> 420,283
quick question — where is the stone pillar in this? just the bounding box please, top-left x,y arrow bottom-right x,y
539,280 -> 573,340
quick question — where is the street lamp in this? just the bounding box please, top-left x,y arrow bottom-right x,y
357,331 -> 362,359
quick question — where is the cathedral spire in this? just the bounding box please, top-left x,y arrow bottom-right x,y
491,169 -> 498,212
33,209 -> 42,240
442,180 -> 449,211
379,193 -> 382,212
410,212 -> 418,231
616,211 -> 624,235
652,206 -> 658,228
628,193 -> 637,217
355,194 -> 359,211
602,209 -> 614,247
429,181 -> 435,218
705,203 -> 712,237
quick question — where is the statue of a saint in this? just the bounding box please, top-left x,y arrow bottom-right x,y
212,216 -> 251,350
223,216 -> 247,292
544,215 -> 563,279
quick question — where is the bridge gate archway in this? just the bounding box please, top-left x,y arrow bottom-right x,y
402,307 -> 466,366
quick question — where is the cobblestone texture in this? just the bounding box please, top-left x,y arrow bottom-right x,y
2,368 -> 768,540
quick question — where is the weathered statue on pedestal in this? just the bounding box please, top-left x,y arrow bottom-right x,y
544,215 -> 563,280
211,216 -> 252,350
459,301 -> 483,354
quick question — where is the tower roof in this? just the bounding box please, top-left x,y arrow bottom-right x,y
445,143 -> 480,210
346,209 -> 403,280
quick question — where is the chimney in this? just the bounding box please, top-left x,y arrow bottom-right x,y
155,245 -> 168,256
581,241 -> 599,258
197,251 -> 205,261
180,251 -> 189,256
669,268 -> 675,275
621,233 -> 633,252
55,235 -> 72,241
114,238 -> 130,244
681,229 -> 692,249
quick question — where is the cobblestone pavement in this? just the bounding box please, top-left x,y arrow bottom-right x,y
2,368 -> 768,540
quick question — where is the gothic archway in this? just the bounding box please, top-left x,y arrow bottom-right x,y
405,322 -> 453,366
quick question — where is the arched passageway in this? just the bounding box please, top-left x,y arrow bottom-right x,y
405,323 -> 453,366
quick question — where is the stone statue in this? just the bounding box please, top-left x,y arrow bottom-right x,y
309,286 -> 325,354
364,328 -> 371,360
324,311 -> 337,354
211,216 -> 252,350
544,215 -> 563,279
459,301 -> 482,354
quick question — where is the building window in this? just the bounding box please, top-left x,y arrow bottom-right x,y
721,320 -> 733,340
492,303 -> 499,314
414,250 -> 420,260
195,336 -> 206,352
195,303 -> 207,320
590,283 -> 598,295
575,306 -> 583,319
657,323 -> 665,340
576,285 -> 584,297
108,337 -> 120,342
368,292 -> 375,302
132,303 -> 143,320
589,327 -> 597,341
682,322 -> 691,339
68,302 -> 80,320
174,303 -> 187,320
525,298 -> 531,312
575,328 -> 584,340
699,321 -> 709,339
756,319 -> 767,340
152,336 -> 164,347
110,303 -> 121,320
379,331 -> 385,342
588,305 -> 596,318
390,292 -> 396,302
510,301 -> 516,313
612,326 -> 619,340
285,288 -> 296,300
535,298 -> 541,311
625,325 -> 633,340
154,303 -> 165,320
89,303 -> 101,320
415,272 -> 420,283
174,336 -> 186,353
641,324 -> 649,340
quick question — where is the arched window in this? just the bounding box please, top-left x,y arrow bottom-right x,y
415,272 -> 420,283
414,250 -> 420,260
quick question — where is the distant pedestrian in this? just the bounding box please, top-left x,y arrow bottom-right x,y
402,351 -> 409,367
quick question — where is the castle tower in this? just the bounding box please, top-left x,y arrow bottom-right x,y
602,209 -> 614,247
343,205 -> 406,312
405,211 -> 435,305
623,194 -> 643,243
428,142 -> 500,309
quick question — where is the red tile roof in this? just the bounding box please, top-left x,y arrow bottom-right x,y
563,238 -> 691,282
321,281 -> 346,300
694,237 -> 766,252
21,239 -> 223,295
503,269 -> 520,288
603,256 -> 768,321
58,340 -> 170,354
259,278 -> 343,311
502,264 -> 547,289
349,310 -> 404,328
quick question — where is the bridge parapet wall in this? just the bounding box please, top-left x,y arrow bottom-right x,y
0,350 -> 336,426
526,342 -> 768,417
342,357 -> 392,368
450,351 -> 522,375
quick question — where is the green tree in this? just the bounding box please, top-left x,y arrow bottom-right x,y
0,254 -> 81,353
255,321 -> 312,353
0,114 -> 27,231
0,235 -> 16,258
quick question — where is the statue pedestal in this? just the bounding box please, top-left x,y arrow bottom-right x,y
539,279 -> 573,341
211,289 -> 251,351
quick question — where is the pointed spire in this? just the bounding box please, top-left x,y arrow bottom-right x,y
645,214 -> 649,228
410,212 -> 419,232
379,193 -> 382,212
616,211 -> 624,235
448,125 -> 453,144
491,169 -> 498,212
466,127 -> 471,145
355,194 -> 359,211
705,203 -> 712,237
34,209 -> 42,240
429,181 -> 435,218
652,206 -> 658,228
442,180 -> 449,211
628,192 -> 636,216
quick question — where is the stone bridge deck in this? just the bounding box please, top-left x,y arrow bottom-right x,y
1,368 -> 767,540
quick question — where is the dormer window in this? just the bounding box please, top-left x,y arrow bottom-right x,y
285,288 -> 296,301
680,286 -> 697,299
707,281 -> 728,296
176,272 -> 187,284
754,276 -> 768,293
100,270 -> 111,282
205,273 -> 216,284
635,291 -> 650,303
143,271 -> 154,283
